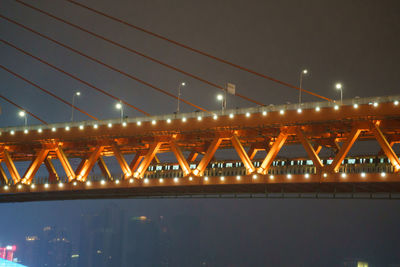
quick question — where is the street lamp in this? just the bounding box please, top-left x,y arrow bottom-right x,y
335,83 -> 343,103
177,82 -> 186,113
115,101 -> 123,122
217,94 -> 225,110
299,69 -> 308,105
71,91 -> 81,122
19,110 -> 27,126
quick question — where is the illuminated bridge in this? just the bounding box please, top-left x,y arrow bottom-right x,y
1,95 -> 400,202
1,1 -> 400,202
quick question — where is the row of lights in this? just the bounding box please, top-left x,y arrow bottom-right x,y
8,99 -> 398,136
2,172 -> 391,191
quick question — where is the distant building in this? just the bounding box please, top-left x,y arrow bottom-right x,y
0,245 -> 17,262
122,215 -> 165,266
20,227 -> 72,267
21,236 -> 40,266
78,204 -> 124,267
343,258 -> 369,267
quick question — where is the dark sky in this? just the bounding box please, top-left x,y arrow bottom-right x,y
1,0 -> 400,266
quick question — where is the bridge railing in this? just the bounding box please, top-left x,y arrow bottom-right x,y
1,94 -> 399,133
3,162 -> 394,187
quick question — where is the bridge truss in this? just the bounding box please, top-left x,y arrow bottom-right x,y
0,95 -> 400,202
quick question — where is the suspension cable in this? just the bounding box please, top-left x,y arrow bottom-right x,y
0,94 -> 48,124
1,39 -> 151,116
14,0 -> 265,106
0,14 -> 209,113
64,0 -> 332,102
0,65 -> 99,121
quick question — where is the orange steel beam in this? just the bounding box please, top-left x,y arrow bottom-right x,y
247,145 -> 258,160
3,150 -> 21,184
314,145 -> 322,155
22,148 -> 50,184
231,134 -> 255,174
134,142 -> 163,178
372,123 -> 400,172
44,158 -> 59,183
75,158 -> 87,177
296,128 -> 324,171
152,155 -> 161,164
129,153 -> 144,173
193,137 -> 223,176
111,144 -> 132,178
328,127 -> 363,173
187,151 -> 198,162
77,145 -> 104,181
258,132 -> 288,174
170,141 -> 191,176
55,145 -> 75,182
0,163 -> 9,185
97,156 -> 112,180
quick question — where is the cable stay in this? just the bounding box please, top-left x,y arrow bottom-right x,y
64,0 -> 332,102
0,94 -> 48,124
1,39 -> 151,116
14,0 -> 265,106
0,14 -> 209,113
0,65 -> 99,121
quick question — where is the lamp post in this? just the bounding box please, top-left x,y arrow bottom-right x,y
19,110 -> 27,126
217,94 -> 225,111
335,83 -> 343,103
177,82 -> 186,113
299,69 -> 308,105
116,101 -> 123,122
71,91 -> 81,122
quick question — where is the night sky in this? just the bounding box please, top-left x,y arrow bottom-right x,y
1,0 -> 400,266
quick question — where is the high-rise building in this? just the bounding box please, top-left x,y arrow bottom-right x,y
122,216 -> 161,267
21,236 -> 40,266
78,203 -> 124,267
21,227 -> 72,267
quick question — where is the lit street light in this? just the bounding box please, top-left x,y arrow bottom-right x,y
177,82 -> 186,113
217,94 -> 225,110
335,83 -> 343,103
115,101 -> 124,122
299,69 -> 308,105
71,91 -> 81,122
19,110 -> 27,126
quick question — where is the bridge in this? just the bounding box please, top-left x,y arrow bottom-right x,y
1,1 -> 400,202
0,95 -> 400,202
